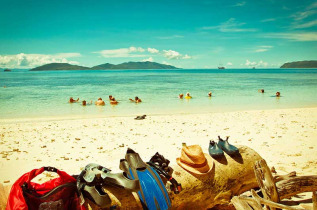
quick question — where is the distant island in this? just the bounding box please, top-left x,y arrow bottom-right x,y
30,63 -> 89,71
280,60 -> 317,68
30,61 -> 179,71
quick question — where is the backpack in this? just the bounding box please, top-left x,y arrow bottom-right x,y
6,167 -> 85,210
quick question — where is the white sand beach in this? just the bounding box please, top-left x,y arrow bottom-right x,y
0,107 -> 316,185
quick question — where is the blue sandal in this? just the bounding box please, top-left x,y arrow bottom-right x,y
217,136 -> 239,155
209,140 -> 224,157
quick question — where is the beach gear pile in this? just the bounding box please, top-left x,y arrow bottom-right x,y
6,136 -> 241,209
6,149 -> 182,210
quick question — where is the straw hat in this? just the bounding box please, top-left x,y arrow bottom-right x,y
176,145 -> 214,174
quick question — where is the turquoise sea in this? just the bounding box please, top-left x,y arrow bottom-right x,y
0,69 -> 317,119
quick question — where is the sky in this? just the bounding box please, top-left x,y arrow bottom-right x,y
0,0 -> 316,69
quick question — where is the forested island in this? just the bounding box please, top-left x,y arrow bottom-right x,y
280,60 -> 317,68
30,61 -> 179,71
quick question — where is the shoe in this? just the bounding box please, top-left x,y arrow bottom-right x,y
208,140 -> 224,157
217,136 -> 239,155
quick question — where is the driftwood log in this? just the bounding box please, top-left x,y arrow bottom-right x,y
232,159 -> 317,210
231,189 -> 306,210
254,159 -> 280,210
277,176 -> 317,200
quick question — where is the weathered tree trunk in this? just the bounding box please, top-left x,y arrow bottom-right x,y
250,159 -> 317,210
232,189 -> 306,210
276,176 -> 317,200
253,159 -> 280,210
274,171 -> 297,183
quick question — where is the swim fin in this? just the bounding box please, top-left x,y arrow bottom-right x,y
120,148 -> 171,210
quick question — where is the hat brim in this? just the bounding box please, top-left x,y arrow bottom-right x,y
176,153 -> 214,175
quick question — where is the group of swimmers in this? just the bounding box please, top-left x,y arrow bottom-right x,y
179,90 -> 281,99
69,96 -> 142,106
178,92 -> 213,99
258,89 -> 281,97
70,90 -> 281,106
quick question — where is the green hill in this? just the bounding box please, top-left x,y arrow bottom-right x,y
30,63 -> 89,71
280,60 -> 317,68
90,63 -> 115,70
30,61 -> 179,71
91,61 -> 179,70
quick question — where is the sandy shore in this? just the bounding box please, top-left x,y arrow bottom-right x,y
0,107 -> 316,184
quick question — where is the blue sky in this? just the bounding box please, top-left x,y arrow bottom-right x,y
0,0 -> 316,69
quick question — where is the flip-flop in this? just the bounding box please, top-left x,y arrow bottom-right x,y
217,136 -> 239,155
208,140 -> 224,157
134,115 -> 146,120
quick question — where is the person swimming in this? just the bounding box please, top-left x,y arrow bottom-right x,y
95,98 -> 105,106
276,92 -> 281,97
208,91 -> 212,97
69,97 -> 79,103
109,95 -> 114,100
179,93 -> 184,99
129,96 -> 142,103
82,100 -> 92,106
185,92 -> 192,99
110,97 -> 119,105
258,89 -> 264,93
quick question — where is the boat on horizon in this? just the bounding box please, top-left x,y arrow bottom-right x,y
218,62 -> 225,69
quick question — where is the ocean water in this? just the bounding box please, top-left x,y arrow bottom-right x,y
0,69 -> 317,119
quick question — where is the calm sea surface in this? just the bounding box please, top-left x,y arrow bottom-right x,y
1,69 -> 317,119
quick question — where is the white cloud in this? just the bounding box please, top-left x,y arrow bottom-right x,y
147,48 -> 159,54
162,50 -> 192,60
203,18 -> 257,32
245,59 -> 257,66
257,60 -> 268,67
255,45 -> 273,53
182,54 -> 192,59
255,49 -> 269,52
227,62 -> 233,66
156,35 -> 184,39
261,18 -> 276,22
233,1 -> 246,7
258,45 -> 273,48
96,46 -> 191,61
0,53 -> 80,68
162,50 -> 182,60
292,20 -> 317,29
97,46 -> 146,58
292,10 -> 317,21
265,32 -> 317,41
245,59 -> 268,67
290,3 -> 317,29
142,57 -> 153,62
